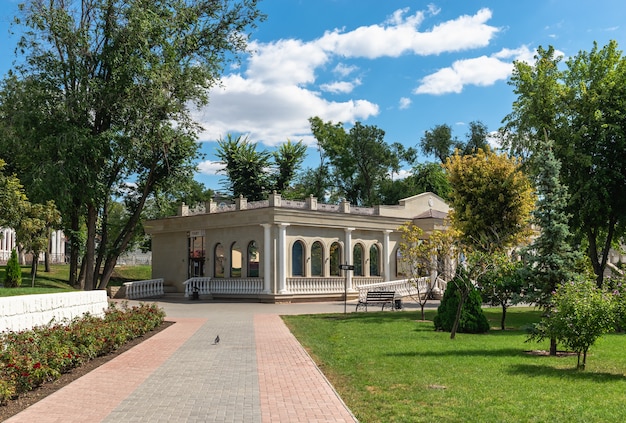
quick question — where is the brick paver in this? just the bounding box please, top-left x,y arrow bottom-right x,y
4,317 -> 206,423
255,314 -> 357,423
4,300 -> 362,422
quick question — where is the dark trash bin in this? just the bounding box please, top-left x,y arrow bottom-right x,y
394,299 -> 403,310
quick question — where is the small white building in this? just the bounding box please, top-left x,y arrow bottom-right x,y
144,192 -> 450,302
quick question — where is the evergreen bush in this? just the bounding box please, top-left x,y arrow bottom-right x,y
4,249 -> 22,288
434,271 -> 490,334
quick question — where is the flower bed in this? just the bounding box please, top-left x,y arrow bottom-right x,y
0,302 -> 165,405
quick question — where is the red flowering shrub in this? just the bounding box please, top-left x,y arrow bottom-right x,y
0,302 -> 165,404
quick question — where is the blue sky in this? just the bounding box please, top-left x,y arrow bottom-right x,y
1,1 -> 626,191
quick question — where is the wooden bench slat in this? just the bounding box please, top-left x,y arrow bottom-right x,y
356,290 -> 397,311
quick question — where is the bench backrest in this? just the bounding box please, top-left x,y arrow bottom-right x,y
366,290 -> 395,300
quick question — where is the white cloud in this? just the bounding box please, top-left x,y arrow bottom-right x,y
197,160 -> 224,176
317,8 -> 499,58
399,97 -> 411,110
333,63 -> 358,77
194,73 -> 378,146
414,46 -> 534,95
192,7 -> 502,147
320,79 -> 361,94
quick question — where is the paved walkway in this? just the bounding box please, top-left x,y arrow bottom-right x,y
5,299 -> 367,423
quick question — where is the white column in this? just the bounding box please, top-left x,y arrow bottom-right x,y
261,224 -> 272,294
51,231 -> 57,260
383,230 -> 392,282
60,231 -> 66,259
278,223 -> 289,294
344,228 -> 355,291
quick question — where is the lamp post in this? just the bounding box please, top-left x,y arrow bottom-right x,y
339,263 -> 354,314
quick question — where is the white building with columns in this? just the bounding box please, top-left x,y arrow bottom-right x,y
144,192 -> 449,302
0,228 -> 66,264
0,228 -> 17,262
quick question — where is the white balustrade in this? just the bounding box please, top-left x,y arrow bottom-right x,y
123,278 -> 164,300
184,277 -> 212,297
183,277 -> 263,297
286,277 -> 345,294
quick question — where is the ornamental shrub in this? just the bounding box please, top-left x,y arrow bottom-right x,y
4,249 -> 22,288
434,268 -> 490,334
0,302 -> 165,404
529,279 -> 615,370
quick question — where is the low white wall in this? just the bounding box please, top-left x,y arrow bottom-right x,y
0,290 -> 109,333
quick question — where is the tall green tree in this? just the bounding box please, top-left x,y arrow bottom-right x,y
502,41 -> 626,287
460,121 -> 490,155
444,148 -> 535,253
420,124 -> 457,163
443,148 -> 534,339
421,121 -> 490,162
216,134 -> 271,201
273,139 -> 307,193
0,0 -> 264,290
309,117 -> 410,206
0,159 -> 28,229
524,137 -> 581,355
525,138 -> 580,308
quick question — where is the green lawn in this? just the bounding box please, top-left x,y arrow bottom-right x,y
0,264 -> 152,296
283,307 -> 626,423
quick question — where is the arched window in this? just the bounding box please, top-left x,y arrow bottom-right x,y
247,241 -> 259,277
214,244 -> 225,278
311,241 -> 323,276
292,240 -> 305,276
370,244 -> 380,277
231,242 -> 242,277
330,242 -> 341,276
353,243 -> 364,276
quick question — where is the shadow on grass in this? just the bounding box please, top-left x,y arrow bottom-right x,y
387,347 -> 526,358
509,363 -> 626,381
320,311 -> 424,324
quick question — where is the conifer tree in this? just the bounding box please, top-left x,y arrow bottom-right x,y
4,249 -> 22,288
525,135 -> 580,355
525,136 -> 579,308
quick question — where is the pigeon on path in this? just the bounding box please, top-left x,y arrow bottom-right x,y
214,335 -> 220,345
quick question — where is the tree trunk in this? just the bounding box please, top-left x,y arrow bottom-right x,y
550,337 -> 557,356
68,212 -> 80,288
450,290 -> 469,339
501,304 -> 507,330
83,203 -> 98,290
97,170 -> 155,290
99,255 -> 119,290
31,256 -> 37,287
44,232 -> 51,272
587,218 -> 616,288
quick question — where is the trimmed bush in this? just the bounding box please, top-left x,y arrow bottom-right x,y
434,271 -> 490,334
4,249 -> 22,288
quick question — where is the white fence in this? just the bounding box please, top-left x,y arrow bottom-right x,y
183,277 -> 264,297
123,278 -> 164,300
0,291 -> 109,333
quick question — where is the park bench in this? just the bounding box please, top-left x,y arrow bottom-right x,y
355,290 -> 396,312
